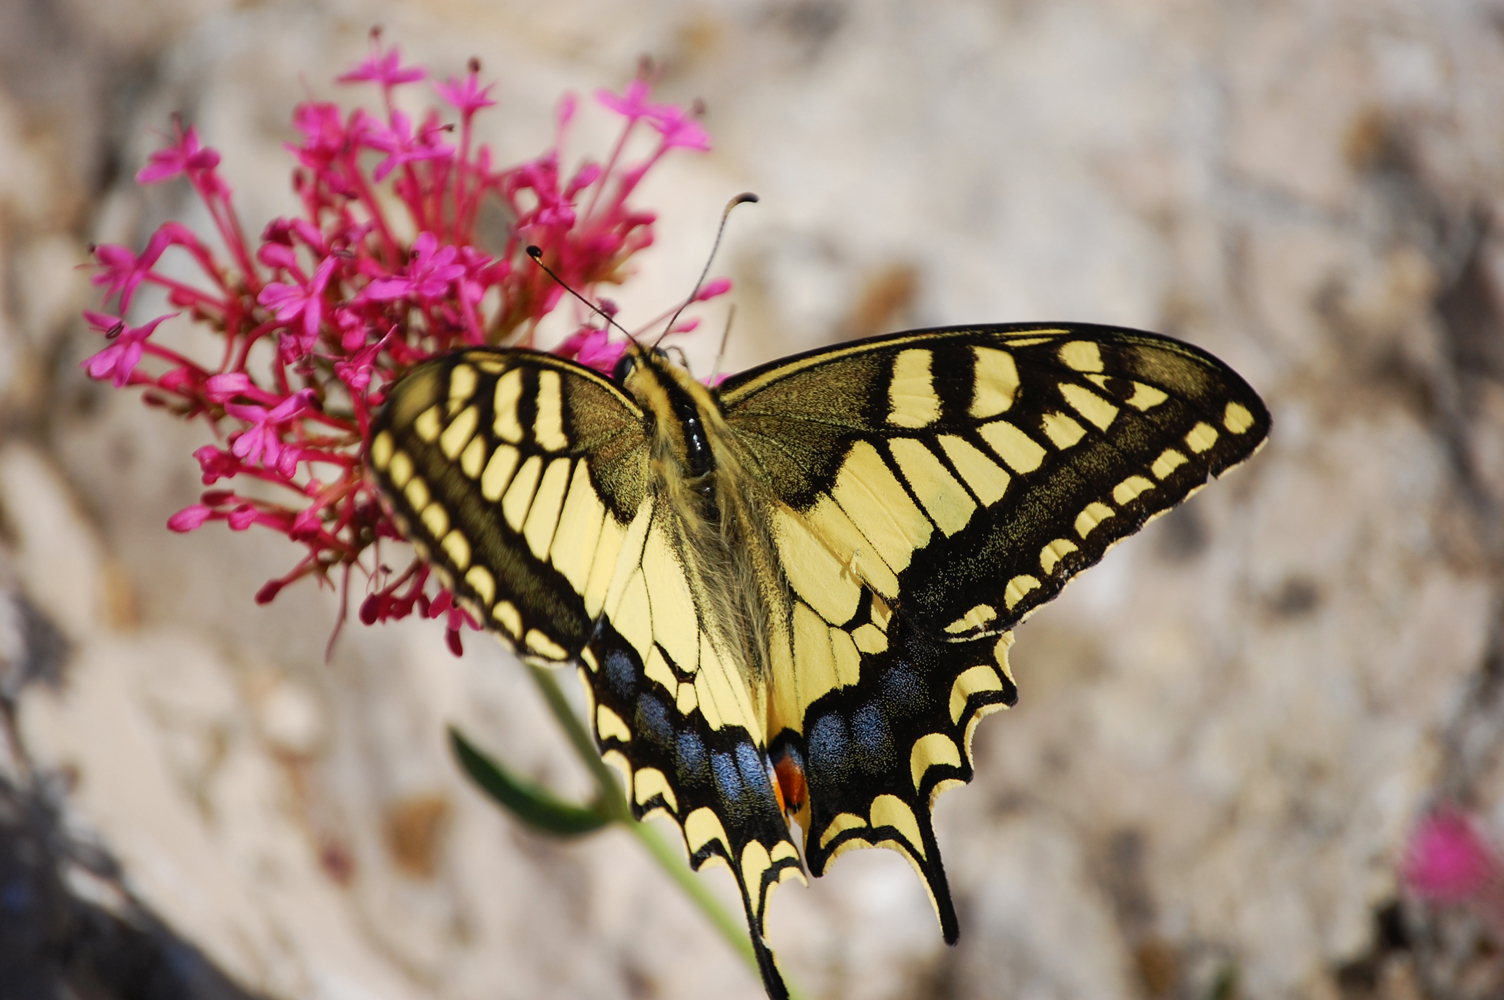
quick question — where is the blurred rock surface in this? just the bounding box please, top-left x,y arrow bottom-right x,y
2,1 -> 1503,999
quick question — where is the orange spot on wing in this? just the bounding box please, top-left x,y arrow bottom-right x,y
773,752 -> 808,817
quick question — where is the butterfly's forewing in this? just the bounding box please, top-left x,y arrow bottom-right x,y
719,324 -> 1270,934
370,349 -> 647,658
370,348 -> 802,1000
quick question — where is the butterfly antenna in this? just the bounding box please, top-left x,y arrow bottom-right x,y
707,303 -> 735,385
525,245 -> 639,347
652,192 -> 758,350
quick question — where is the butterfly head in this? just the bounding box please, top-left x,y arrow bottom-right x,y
613,342 -> 721,483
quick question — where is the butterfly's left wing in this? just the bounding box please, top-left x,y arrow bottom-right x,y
370,348 -> 803,1000
718,323 -> 1269,941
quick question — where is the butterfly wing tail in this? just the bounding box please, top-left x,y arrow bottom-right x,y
685,831 -> 802,1000
585,621 -> 805,999
796,617 -> 1018,945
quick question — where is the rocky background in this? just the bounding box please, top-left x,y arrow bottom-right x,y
1,1 -> 1503,998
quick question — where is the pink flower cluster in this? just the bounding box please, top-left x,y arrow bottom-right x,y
83,37 -> 722,654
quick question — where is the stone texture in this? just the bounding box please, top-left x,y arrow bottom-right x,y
2,1 -> 1503,999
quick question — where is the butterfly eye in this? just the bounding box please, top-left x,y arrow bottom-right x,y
612,354 -> 637,382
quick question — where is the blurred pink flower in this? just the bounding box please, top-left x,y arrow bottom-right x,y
436,68 -> 496,117
337,37 -> 426,89
556,327 -> 629,374
1402,806 -> 1504,938
136,121 -> 221,184
1404,808 -> 1499,902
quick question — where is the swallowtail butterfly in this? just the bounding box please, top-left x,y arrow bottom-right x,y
368,323 -> 1268,998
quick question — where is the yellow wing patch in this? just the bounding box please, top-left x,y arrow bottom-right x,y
887,349 -> 941,428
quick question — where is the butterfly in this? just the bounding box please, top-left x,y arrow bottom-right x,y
367,322 -> 1268,999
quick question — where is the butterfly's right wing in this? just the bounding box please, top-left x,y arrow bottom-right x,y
717,323 -> 1269,944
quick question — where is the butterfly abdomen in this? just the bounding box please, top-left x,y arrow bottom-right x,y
619,352 -> 792,697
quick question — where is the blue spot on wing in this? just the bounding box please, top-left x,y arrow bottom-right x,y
676,731 -> 709,789
881,664 -> 923,718
851,703 -> 894,769
808,712 -> 851,786
735,743 -> 768,791
603,648 -> 637,700
634,693 -> 673,750
712,751 -> 744,803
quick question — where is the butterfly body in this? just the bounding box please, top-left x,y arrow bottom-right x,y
368,324 -> 1270,1000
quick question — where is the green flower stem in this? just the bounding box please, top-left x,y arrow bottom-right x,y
522,660 -> 808,1000
523,660 -> 625,815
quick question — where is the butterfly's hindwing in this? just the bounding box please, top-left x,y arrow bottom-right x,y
772,609 -> 1018,943
582,489 -> 804,997
585,614 -> 803,994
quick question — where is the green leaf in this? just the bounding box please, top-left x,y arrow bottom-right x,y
448,725 -> 613,837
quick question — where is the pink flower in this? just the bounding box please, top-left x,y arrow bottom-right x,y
556,327 -> 630,375
594,80 -> 710,150
258,255 -> 338,357
80,313 -> 173,388
435,71 -> 496,117
91,222 -> 202,311
257,242 -> 301,272
167,504 -> 214,532
193,446 -> 242,485
365,110 -> 452,182
647,104 -> 711,152
86,42 -> 721,656
204,372 -> 256,403
1403,808 -> 1502,903
291,506 -> 323,541
90,245 -> 145,305
363,233 -> 465,302
288,101 -> 350,170
137,122 -> 221,184
158,367 -> 202,394
226,389 -> 317,476
337,42 -> 426,88
696,277 -> 732,301
596,80 -> 653,121
565,163 -> 601,200
334,333 -> 390,393
427,589 -> 480,656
